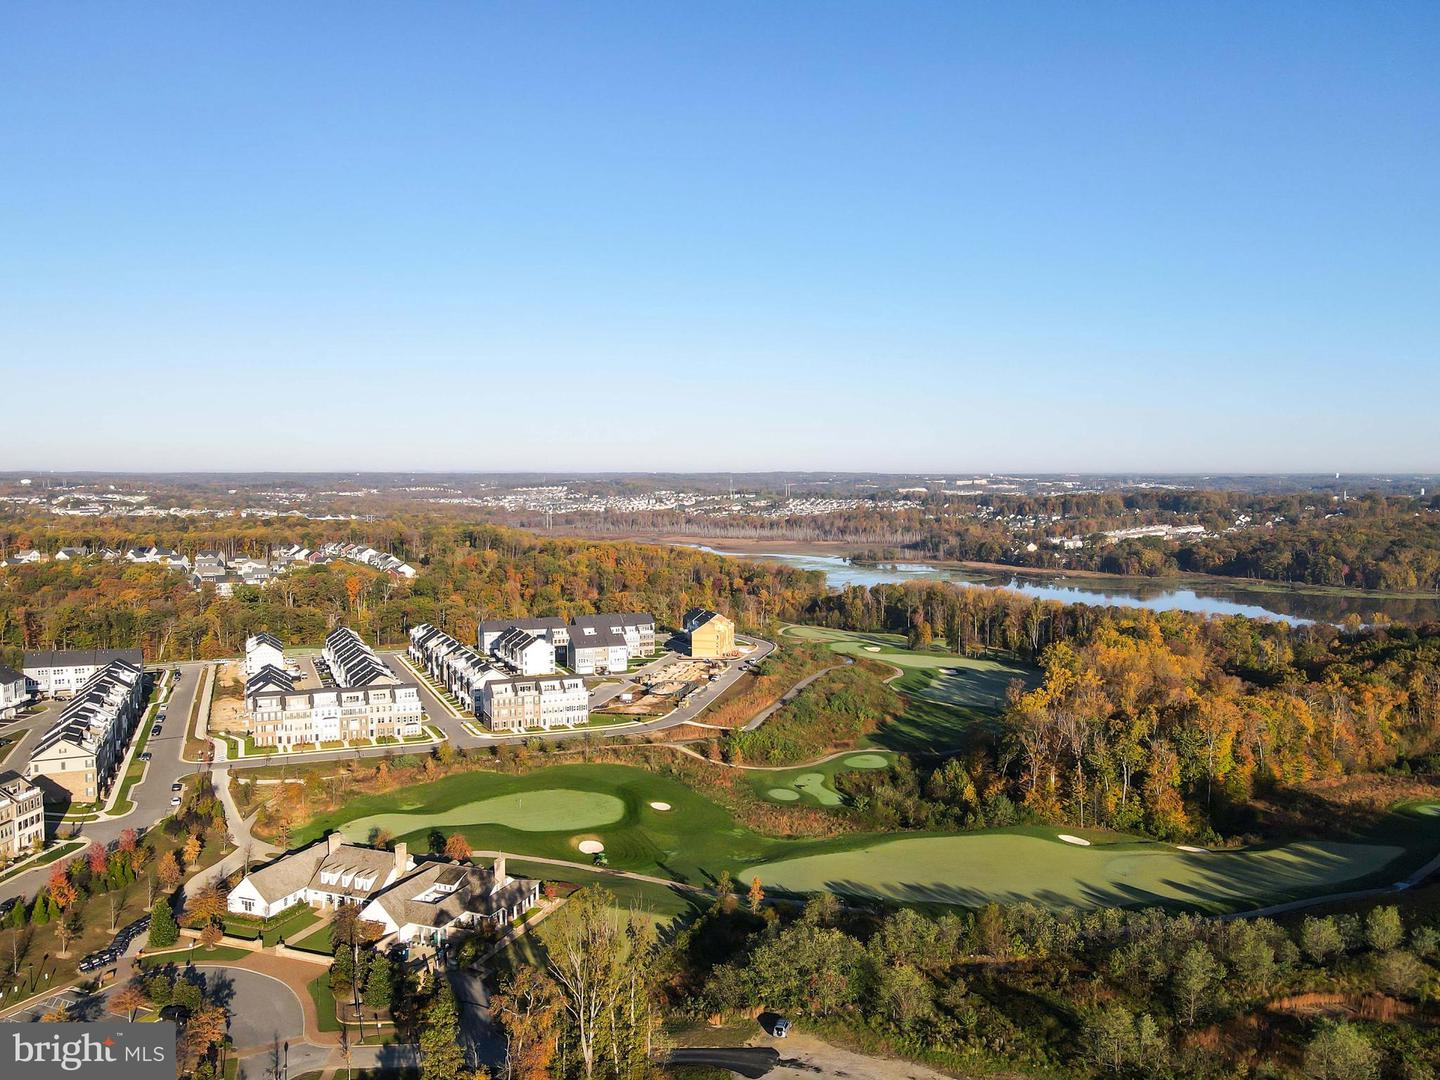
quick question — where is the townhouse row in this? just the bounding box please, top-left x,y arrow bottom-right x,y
23,657 -> 148,803
408,623 -> 588,732
242,630 -> 423,749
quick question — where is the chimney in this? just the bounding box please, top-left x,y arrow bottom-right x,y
492,852 -> 507,890
327,831 -> 343,855
394,842 -> 408,876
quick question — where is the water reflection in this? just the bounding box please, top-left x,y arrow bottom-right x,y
693,548 -> 1440,626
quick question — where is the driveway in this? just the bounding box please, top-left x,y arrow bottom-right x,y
202,968 -> 306,1054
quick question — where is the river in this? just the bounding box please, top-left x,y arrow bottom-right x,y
692,547 -> 1440,626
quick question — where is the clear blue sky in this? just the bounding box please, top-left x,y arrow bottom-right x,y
2,3 -> 1436,473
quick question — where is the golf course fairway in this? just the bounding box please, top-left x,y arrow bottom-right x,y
340,789 -> 627,839
284,763 -> 1440,915
747,831 -> 1409,913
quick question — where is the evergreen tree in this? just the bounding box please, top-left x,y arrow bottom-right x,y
363,953 -> 392,1012
149,899 -> 179,948
31,894 -> 49,925
419,980 -> 467,1080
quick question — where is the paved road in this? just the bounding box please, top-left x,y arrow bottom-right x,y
0,663 -> 206,906
377,634 -> 776,749
742,658 -> 850,731
669,1047 -> 781,1078
0,634 -> 778,904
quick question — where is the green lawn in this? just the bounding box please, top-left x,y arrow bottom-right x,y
745,824 -> 1426,914
283,762 -> 1440,914
139,945 -> 253,969
748,752 -> 897,807
781,625 -> 1039,752
290,922 -> 335,955
222,905 -> 320,946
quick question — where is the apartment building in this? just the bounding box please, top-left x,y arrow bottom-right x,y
244,631 -> 286,677
682,609 -> 735,658
477,617 -> 568,656
490,627 -> 556,676
408,624 -> 505,706
566,612 -> 657,673
25,659 -> 146,802
22,648 -> 145,698
478,674 -> 588,732
565,623 -> 630,675
245,631 -> 423,749
0,664 -> 34,719
0,771 -> 45,859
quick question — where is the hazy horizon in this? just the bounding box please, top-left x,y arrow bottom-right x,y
3,3 -> 1437,472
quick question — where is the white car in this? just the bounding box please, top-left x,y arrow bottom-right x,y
169,795 -> 182,807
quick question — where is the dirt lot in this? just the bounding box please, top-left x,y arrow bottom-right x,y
209,660 -> 248,733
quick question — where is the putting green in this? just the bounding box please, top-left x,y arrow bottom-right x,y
340,789 -> 626,840
748,832 -> 1409,912
793,773 -> 842,806
842,754 -> 891,769
767,788 -> 801,802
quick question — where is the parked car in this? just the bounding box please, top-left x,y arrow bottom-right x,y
171,782 -> 183,792
771,1018 -> 792,1038
139,752 -> 152,762
169,795 -> 182,807
78,950 -> 117,973
150,726 -> 162,737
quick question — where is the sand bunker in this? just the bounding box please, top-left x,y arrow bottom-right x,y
1058,834 -> 1092,846
577,839 -> 605,854
863,646 -> 881,652
767,788 -> 801,801
648,801 -> 672,811
1177,845 -> 1210,853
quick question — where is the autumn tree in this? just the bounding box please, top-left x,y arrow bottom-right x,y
444,833 -> 472,861
109,984 -> 152,1022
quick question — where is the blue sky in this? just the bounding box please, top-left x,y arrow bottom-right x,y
2,3 -> 1436,473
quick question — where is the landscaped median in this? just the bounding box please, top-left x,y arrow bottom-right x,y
214,724 -> 445,760
391,652 -> 468,718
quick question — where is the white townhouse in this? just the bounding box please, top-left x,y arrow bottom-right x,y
25,659 -> 146,802
566,622 -> 630,676
479,673 -> 588,732
0,771 -> 45,859
23,648 -> 145,698
408,625 -> 504,707
0,664 -> 35,719
477,617 -> 569,656
227,833 -> 416,918
490,627 -> 556,676
245,630 -> 423,748
244,631 -> 286,677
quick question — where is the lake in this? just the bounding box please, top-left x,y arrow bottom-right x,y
692,547 -> 1440,626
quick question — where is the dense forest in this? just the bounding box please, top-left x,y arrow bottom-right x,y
667,888 -> 1440,1080
0,523 -> 827,668
528,489 -> 1440,592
